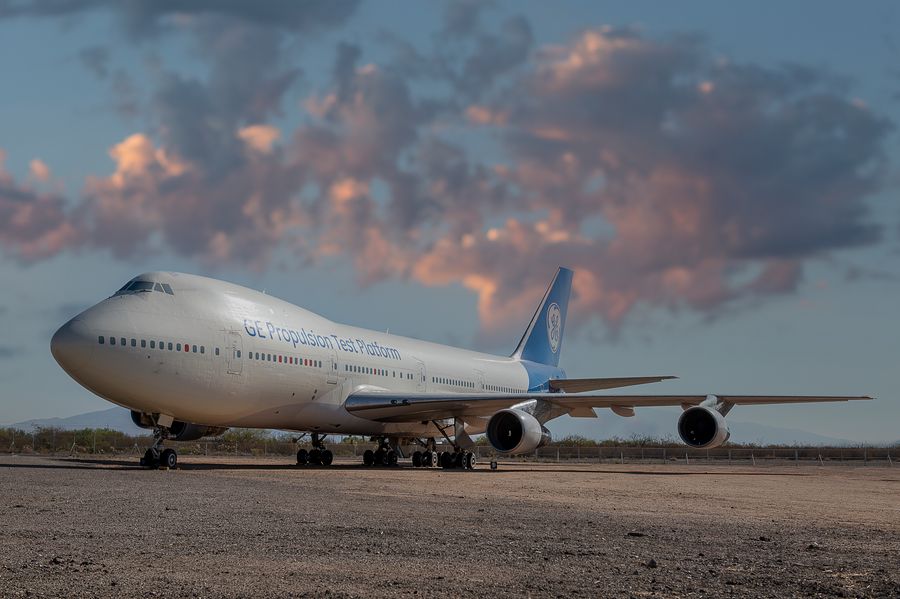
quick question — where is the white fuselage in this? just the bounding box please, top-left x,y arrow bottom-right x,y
51,272 -> 558,437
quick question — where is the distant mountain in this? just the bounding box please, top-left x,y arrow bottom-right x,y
5,406 -> 859,446
8,407 -> 144,434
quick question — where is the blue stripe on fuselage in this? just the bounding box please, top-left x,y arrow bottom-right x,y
519,359 -> 566,392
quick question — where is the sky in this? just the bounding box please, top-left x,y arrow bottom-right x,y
0,1 -> 898,443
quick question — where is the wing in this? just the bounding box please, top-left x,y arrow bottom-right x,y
344,391 -> 872,423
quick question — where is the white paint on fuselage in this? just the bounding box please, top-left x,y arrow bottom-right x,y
52,272 -> 534,437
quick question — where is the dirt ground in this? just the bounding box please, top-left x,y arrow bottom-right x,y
0,455 -> 897,598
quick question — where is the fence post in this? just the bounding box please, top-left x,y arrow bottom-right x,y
864,448 -> 867,466
751,452 -> 755,467
662,447 -> 666,464
557,447 -> 560,463
728,449 -> 731,465
794,449 -> 798,467
888,454 -> 893,467
620,450 -> 624,465
685,451 -> 689,465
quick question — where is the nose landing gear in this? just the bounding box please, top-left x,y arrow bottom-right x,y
139,427 -> 177,469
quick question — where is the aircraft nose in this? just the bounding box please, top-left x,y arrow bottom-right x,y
51,318 -> 90,374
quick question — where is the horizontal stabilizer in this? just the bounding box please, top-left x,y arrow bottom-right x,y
549,376 -> 676,393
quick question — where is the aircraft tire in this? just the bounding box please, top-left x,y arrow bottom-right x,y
309,449 -> 322,465
412,451 -> 423,467
141,448 -> 160,469
373,449 -> 385,466
321,449 -> 334,466
363,449 -> 374,467
160,448 -> 177,470
387,450 -> 398,466
465,452 -> 476,470
297,448 -> 309,465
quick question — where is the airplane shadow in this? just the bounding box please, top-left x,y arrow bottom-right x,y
0,456 -> 811,476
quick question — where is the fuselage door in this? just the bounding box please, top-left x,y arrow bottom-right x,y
225,331 -> 243,375
475,370 -> 485,392
326,348 -> 338,384
414,358 -> 426,392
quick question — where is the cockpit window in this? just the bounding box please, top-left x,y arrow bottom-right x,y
127,281 -> 155,292
113,279 -> 175,296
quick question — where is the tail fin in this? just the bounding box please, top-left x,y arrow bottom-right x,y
511,267 -> 573,367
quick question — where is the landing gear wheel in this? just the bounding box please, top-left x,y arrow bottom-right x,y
428,451 -> 438,467
387,450 -> 398,467
454,452 -> 465,469
321,449 -> 334,466
465,452 -> 476,470
296,448 -> 309,465
421,451 -> 432,468
160,448 -> 177,469
309,448 -> 322,465
373,448 -> 385,466
440,452 -> 454,469
412,451 -> 423,467
141,448 -> 160,469
363,449 -> 375,467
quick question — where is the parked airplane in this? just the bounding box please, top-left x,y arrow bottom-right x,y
50,268 -> 869,469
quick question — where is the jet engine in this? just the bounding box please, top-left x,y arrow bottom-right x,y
677,405 -> 730,449
486,409 -> 552,454
130,411 -> 228,441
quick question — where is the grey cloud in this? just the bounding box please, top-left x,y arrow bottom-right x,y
1,1 -> 360,36
78,45 -> 109,78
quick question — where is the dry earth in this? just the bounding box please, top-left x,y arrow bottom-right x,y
0,455 -> 898,598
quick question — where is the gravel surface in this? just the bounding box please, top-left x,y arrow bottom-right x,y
1,455 -> 898,598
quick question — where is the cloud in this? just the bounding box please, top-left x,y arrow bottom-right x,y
0,150 -> 79,261
28,159 -> 50,181
0,9 -> 893,338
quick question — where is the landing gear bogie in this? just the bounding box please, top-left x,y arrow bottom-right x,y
296,434 -> 333,467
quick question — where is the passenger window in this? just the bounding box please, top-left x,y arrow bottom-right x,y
141,340 -> 146,348
120,338 -> 126,346
200,346 -> 204,354
110,337 -> 116,345
150,340 -> 155,349
215,347 -> 219,356
192,345 -> 197,353
98,336 -> 104,344
168,342 -> 173,350
237,350 -> 241,358
177,343 -> 182,351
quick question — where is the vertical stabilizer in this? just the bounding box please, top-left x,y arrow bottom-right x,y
511,267 -> 573,367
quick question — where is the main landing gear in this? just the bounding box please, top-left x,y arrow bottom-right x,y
362,438 -> 399,467
360,436 -> 476,470
139,427 -> 177,469
411,449 -> 476,470
296,433 -> 334,466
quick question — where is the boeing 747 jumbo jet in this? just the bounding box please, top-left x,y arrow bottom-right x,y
50,268 -> 870,469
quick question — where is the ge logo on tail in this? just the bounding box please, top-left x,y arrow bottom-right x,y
547,302 -> 561,354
